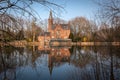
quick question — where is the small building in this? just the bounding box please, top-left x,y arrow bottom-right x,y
38,11 -> 71,45
38,32 -> 50,45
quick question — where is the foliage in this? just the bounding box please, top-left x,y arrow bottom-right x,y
82,36 -> 87,42
69,32 -> 74,41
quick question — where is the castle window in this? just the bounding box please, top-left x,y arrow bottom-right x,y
52,36 -> 54,38
64,36 -> 67,39
56,30 -> 60,38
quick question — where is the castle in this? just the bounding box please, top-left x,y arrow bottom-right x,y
38,11 -> 71,45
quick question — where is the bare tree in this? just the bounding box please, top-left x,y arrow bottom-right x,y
31,19 -> 43,42
69,17 -> 94,41
23,19 -> 43,42
94,0 -> 120,41
96,23 -> 113,41
94,0 -> 120,26
0,0 -> 63,42
0,0 -> 63,16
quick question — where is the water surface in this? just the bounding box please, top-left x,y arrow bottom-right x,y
0,46 -> 120,80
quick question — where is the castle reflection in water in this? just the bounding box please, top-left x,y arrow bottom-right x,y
0,46 -> 120,80
38,45 -> 70,75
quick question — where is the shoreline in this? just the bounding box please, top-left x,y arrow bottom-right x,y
0,41 -> 120,47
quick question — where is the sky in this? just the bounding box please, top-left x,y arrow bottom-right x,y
33,0 -> 99,21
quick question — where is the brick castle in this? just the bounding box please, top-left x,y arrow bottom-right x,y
38,11 -> 71,45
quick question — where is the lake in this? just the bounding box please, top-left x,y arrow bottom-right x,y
0,46 -> 120,80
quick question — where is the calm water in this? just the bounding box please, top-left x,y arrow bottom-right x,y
0,46 -> 120,80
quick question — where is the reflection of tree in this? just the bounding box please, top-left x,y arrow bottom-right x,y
0,47 -> 16,80
68,46 -> 120,80
0,46 -> 35,80
110,47 -> 114,80
92,46 -> 120,80
70,46 -> 95,68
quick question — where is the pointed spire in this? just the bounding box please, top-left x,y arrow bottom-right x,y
49,10 -> 53,19
49,64 -> 53,75
48,54 -> 53,75
48,10 -> 53,31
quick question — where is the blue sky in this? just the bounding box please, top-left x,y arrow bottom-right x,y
33,0 -> 98,21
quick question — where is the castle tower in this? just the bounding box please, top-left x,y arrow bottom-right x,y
48,11 -> 53,32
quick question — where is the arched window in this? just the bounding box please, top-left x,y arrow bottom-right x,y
56,30 -> 60,39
